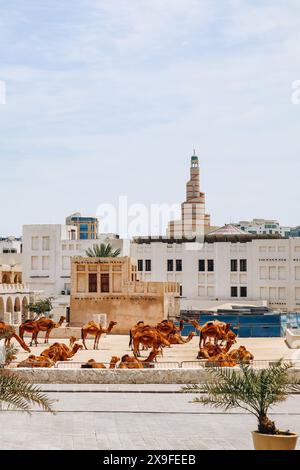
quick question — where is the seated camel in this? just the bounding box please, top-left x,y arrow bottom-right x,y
168,331 -> 195,345
17,354 -> 55,368
131,326 -> 171,357
19,316 -> 66,347
206,352 -> 238,368
227,346 -> 254,363
81,356 -> 120,369
41,342 -> 83,362
197,343 -> 223,359
0,321 -> 31,353
81,320 -> 117,350
156,319 -> 184,338
118,349 -> 161,369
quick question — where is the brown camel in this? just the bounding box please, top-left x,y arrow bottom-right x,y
168,331 -> 195,345
156,319 -> 184,338
81,320 -> 117,350
129,321 -> 145,348
190,319 -> 233,347
41,342 -> 83,362
0,321 -> 31,353
81,356 -> 120,369
119,349 -> 161,369
227,346 -> 254,363
17,354 -> 55,368
19,316 -> 66,346
132,326 -> 171,357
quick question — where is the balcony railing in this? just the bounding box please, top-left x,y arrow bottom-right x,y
0,283 -> 30,294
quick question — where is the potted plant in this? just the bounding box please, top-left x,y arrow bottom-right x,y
183,361 -> 300,450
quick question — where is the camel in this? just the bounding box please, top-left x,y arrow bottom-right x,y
17,354 -> 55,368
118,349 -> 161,369
81,320 -> 117,350
81,356 -> 120,369
227,346 -> 254,363
19,316 -> 66,346
41,342 -> 83,362
0,321 -> 31,353
207,352 -> 238,368
168,331 -> 195,345
156,319 -> 184,338
129,321 -> 145,348
190,319 -> 234,347
131,326 -> 171,357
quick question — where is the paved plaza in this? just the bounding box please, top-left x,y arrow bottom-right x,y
0,385 -> 299,450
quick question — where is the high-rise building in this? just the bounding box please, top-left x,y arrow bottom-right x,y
167,152 -> 211,239
66,212 -> 99,240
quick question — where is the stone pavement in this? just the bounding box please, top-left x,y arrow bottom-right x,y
0,385 -> 299,450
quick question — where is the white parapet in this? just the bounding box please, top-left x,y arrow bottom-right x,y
286,329 -> 300,349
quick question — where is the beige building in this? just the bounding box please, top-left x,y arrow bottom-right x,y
0,262 -> 34,325
70,256 -> 180,333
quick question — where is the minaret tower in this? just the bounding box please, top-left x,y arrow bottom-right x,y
167,151 -> 211,239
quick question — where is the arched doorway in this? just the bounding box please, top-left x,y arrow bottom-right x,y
0,297 -> 4,321
6,297 -> 13,313
22,297 -> 29,322
14,297 -> 21,312
2,274 -> 9,284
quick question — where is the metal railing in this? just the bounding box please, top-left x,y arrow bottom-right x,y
9,359 -> 300,370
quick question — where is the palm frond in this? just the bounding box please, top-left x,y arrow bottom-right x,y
85,243 -> 121,258
0,372 -> 55,413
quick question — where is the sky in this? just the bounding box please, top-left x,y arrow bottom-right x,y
0,0 -> 300,236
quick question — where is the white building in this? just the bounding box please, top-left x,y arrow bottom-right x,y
22,224 -> 130,297
0,237 -> 22,254
131,229 -> 300,312
234,219 -> 291,238
130,156 -> 300,313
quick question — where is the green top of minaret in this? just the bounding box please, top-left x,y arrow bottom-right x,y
191,149 -> 198,162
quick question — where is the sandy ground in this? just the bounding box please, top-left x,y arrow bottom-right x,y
11,333 -> 300,366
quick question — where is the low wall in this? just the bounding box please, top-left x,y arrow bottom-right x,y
7,368 -> 300,384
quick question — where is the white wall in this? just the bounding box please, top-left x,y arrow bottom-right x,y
131,237 -> 300,312
22,225 -> 130,297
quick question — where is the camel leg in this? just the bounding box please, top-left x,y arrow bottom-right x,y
82,333 -> 88,350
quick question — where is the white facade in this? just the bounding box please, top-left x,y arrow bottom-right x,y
130,237 -> 300,312
22,224 -> 130,297
235,219 -> 291,237
0,237 -> 22,254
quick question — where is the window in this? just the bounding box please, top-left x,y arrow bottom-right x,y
199,260 -> 205,272
167,260 -> 174,272
31,237 -> 39,251
145,260 -> 152,272
240,286 -> 247,298
101,273 -> 109,293
240,259 -> 247,272
42,256 -> 50,270
138,260 -> 144,271
231,259 -> 238,272
80,232 -> 88,240
207,259 -> 214,272
176,260 -> 182,272
42,236 -> 50,251
179,285 -> 183,297
231,286 -> 238,297
31,256 -> 38,270
88,273 -> 98,293
80,224 -> 88,231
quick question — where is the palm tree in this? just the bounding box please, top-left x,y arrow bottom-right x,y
183,361 -> 300,435
85,243 -> 121,258
0,372 -> 54,412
